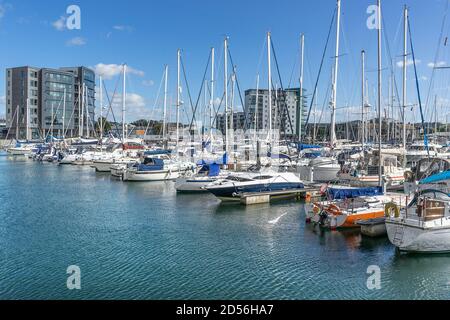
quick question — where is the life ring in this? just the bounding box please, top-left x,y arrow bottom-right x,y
313,205 -> 320,214
385,202 -> 400,218
327,204 -> 341,216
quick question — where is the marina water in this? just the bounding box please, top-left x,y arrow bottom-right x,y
1,153 -> 450,300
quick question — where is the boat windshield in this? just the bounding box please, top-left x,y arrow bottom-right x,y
225,176 -> 254,182
253,176 -> 274,180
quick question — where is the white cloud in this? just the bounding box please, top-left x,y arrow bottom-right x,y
0,3 -> 12,19
66,36 -> 86,46
52,16 -> 66,31
397,59 -> 420,68
113,25 -> 133,32
142,80 -> 155,87
93,63 -> 145,80
428,61 -> 447,68
99,92 -> 148,121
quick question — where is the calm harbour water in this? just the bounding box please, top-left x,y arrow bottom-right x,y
1,153 -> 450,300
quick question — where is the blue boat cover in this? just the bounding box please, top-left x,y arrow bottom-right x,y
144,149 -> 172,156
138,158 -> 164,171
298,144 -> 322,151
198,163 -> 221,177
419,170 -> 450,184
328,186 -> 384,200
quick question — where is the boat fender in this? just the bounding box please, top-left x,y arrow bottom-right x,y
384,202 -> 400,218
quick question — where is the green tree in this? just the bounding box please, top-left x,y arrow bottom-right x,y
96,117 -> 112,134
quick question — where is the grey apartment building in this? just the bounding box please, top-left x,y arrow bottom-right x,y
5,66 -> 96,139
244,88 -> 307,137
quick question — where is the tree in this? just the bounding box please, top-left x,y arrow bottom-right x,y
95,117 -> 112,134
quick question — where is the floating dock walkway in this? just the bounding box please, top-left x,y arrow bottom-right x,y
239,184 -> 323,205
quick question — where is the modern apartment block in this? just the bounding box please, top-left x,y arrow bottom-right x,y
244,88 -> 308,137
5,66 -> 96,139
5,67 -> 40,139
60,67 -> 96,137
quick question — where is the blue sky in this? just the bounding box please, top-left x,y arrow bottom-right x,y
1,0 -> 450,124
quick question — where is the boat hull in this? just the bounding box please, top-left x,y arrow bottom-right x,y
386,220 -> 450,253
123,169 -> 181,181
207,182 -> 305,201
175,179 -> 215,192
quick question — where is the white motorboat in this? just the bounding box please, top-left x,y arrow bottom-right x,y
175,162 -> 228,193
122,157 -> 194,182
205,171 -> 304,202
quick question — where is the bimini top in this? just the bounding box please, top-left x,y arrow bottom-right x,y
419,170 -> 450,185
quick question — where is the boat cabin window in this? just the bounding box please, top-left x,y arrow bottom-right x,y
253,176 -> 274,180
226,176 -> 254,182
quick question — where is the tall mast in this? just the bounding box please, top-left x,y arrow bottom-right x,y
299,33 -> 305,139
78,84 -> 81,136
85,84 -> 89,138
377,0 -> 383,186
254,75 -> 260,143
330,0 -> 341,147
80,84 -> 84,137
361,50 -> 366,149
122,64 -> 127,143
210,47 -> 215,147
62,87 -> 66,139
402,5 -> 408,149
176,49 -> 181,152
16,105 -> 19,140
224,37 -> 229,156
163,65 -> 169,141
99,76 -> 103,144
267,32 -> 272,138
26,98 -> 30,140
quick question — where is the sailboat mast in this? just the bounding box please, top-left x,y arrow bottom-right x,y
80,84 -> 84,137
330,0 -> 341,147
210,47 -> 215,147
122,64 -> 127,143
85,85 -> 89,138
176,49 -> 181,152
267,32 -> 272,137
361,50 -> 366,149
62,88 -> 66,139
16,105 -> 19,140
224,37 -> 229,156
377,0 -> 383,186
254,75 -> 260,143
99,76 -> 103,144
299,33 -> 305,139
26,98 -> 30,140
402,5 -> 408,149
163,65 -> 169,141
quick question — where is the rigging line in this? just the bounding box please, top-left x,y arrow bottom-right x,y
423,0 -> 449,121
408,18 -> 429,157
179,54 -> 196,125
270,39 -> 295,137
303,7 -> 337,138
227,49 -> 249,130
144,67 -> 165,136
188,51 -> 212,132
269,41 -> 294,144
382,13 -> 403,127
101,72 -> 122,137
